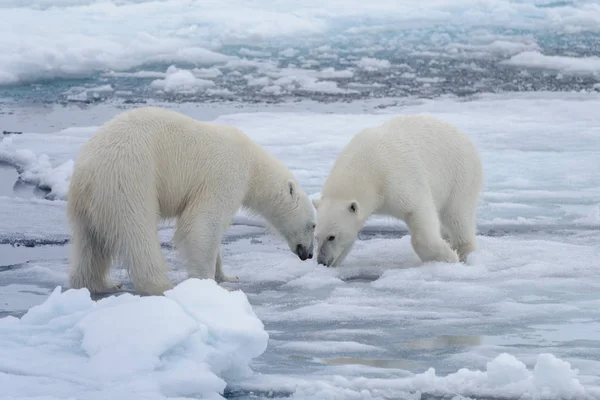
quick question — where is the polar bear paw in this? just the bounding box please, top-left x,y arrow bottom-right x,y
217,274 -> 240,283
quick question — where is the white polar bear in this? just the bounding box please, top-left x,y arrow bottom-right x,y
67,107 -> 315,296
313,114 -> 483,267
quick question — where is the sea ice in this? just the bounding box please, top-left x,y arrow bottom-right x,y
0,278 -> 268,400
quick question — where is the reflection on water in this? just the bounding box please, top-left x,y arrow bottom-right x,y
320,357 -> 420,369
405,335 -> 482,350
316,335 -> 482,370
287,354 -> 312,361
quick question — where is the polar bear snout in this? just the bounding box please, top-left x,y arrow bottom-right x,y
316,250 -> 333,267
296,243 -> 313,261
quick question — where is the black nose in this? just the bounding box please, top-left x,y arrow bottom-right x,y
296,244 -> 309,261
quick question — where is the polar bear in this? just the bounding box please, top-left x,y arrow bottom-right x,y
67,107 -> 315,296
313,114 -> 483,267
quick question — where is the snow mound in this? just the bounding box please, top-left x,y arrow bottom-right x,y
0,135 -> 74,200
243,353 -> 594,399
150,65 -> 216,94
502,51 -> 600,75
411,352 -> 590,400
64,84 -> 115,102
0,278 -> 269,400
356,57 -> 391,72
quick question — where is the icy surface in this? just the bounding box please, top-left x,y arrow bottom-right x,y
1,93 -> 600,399
2,0 -> 600,103
1,92 -> 599,230
239,353 -> 594,399
0,278 -> 268,400
502,51 -> 600,74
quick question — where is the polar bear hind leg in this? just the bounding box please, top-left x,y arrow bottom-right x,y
69,220 -> 121,294
440,224 -> 452,244
440,197 -> 478,263
119,216 -> 174,296
404,200 -> 460,264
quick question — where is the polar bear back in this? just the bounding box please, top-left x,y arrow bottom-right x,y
72,107 -> 257,219
322,114 -> 482,212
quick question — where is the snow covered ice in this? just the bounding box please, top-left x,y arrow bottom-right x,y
2,0 -> 600,102
0,278 -> 268,400
2,0 -> 600,399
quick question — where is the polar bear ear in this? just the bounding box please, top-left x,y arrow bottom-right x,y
349,201 -> 358,214
312,198 -> 321,209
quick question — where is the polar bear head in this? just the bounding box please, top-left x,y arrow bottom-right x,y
312,197 -> 362,267
266,180 -> 316,261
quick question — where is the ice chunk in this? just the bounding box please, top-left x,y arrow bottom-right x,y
409,353 -> 589,400
356,57 -> 391,72
502,51 -> 600,75
0,278 -> 268,400
150,66 -> 216,94
0,136 -> 75,200
240,353 -> 593,399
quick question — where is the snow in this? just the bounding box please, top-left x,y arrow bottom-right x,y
261,85 -> 283,95
0,129 -> 89,200
241,66 -> 357,95
448,39 -> 542,57
356,57 -> 391,72
503,51 -> 600,75
279,48 -> 299,58
0,278 -> 268,400
206,88 -> 234,97
317,68 -> 355,79
193,67 -> 223,79
105,70 -> 167,79
246,76 -> 271,87
297,79 -> 356,94
238,353 -> 593,399
239,48 -> 272,58
150,65 -> 216,94
65,84 -> 115,102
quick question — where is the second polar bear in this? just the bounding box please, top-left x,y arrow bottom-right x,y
67,107 -> 315,296
313,114 -> 483,267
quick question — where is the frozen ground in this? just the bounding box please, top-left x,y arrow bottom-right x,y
1,92 -> 600,399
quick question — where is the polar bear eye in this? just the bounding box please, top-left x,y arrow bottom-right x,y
327,235 -> 336,242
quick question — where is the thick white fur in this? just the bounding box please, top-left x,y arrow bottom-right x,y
314,114 -> 483,267
67,107 -> 315,296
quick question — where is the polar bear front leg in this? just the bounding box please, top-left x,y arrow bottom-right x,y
175,209 -> 223,281
405,203 -> 459,264
215,244 -> 239,283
